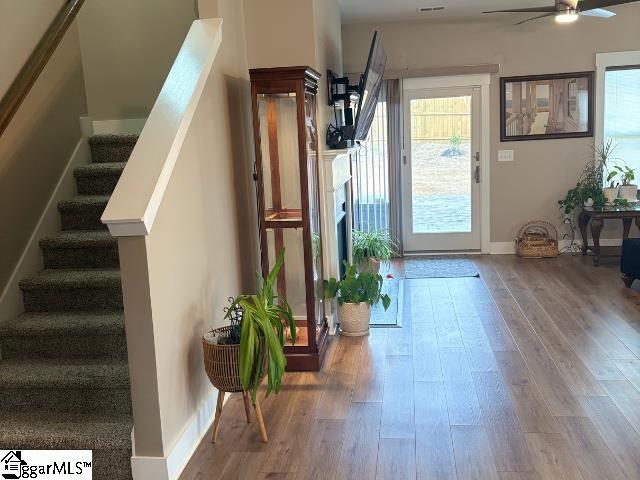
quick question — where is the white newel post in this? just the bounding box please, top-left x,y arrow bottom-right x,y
320,148 -> 357,335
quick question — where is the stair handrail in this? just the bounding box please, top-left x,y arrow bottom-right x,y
0,0 -> 85,137
101,19 -> 223,237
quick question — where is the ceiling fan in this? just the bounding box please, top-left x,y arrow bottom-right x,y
483,0 -> 639,25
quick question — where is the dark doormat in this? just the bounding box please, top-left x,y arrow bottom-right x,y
370,279 -> 403,327
404,256 -> 480,279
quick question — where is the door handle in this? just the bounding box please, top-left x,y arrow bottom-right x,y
475,165 -> 480,183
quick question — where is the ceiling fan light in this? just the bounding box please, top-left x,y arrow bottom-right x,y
555,11 -> 579,23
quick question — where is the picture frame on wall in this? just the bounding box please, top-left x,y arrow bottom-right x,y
500,71 -> 594,142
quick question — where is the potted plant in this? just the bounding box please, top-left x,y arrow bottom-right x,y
559,157 -> 606,215
596,141 -> 620,204
614,164 -> 638,202
324,262 -> 391,337
202,249 -> 295,443
352,230 -> 397,274
604,171 -> 619,204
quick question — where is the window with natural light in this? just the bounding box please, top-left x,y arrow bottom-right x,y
604,67 -> 640,179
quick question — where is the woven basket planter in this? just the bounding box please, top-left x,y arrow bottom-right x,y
202,326 -> 269,443
202,326 -> 266,392
338,302 -> 371,337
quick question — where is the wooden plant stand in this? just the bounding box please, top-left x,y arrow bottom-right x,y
211,390 -> 268,444
202,332 -> 268,444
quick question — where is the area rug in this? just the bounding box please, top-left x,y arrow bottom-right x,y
370,279 -> 403,327
404,256 -> 480,279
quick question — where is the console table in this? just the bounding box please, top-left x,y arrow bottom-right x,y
579,205 -> 640,266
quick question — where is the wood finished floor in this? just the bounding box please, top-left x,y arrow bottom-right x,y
180,254 -> 640,480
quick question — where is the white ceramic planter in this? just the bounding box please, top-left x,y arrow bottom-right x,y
604,187 -> 619,204
338,302 -> 371,336
619,185 -> 638,203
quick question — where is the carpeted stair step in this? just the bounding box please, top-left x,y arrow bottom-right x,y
75,162 -> 126,195
58,195 -> 110,231
0,412 -> 133,480
19,269 -> 122,312
89,134 -> 138,164
0,359 -> 131,414
40,231 -> 118,269
0,312 -> 126,360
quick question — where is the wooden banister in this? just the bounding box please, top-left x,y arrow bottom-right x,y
0,0 -> 85,137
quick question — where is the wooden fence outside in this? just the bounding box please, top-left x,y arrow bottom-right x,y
410,96 -> 471,141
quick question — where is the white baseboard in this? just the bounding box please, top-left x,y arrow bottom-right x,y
0,138 -> 91,323
489,242 -> 516,255
79,117 -> 147,136
403,251 -> 482,256
131,389 -> 225,480
79,116 -> 94,137
92,118 -> 146,135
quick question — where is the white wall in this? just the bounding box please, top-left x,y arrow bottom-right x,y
77,0 -> 197,120
0,3 -> 87,298
342,6 -> 640,242
112,3 -> 257,477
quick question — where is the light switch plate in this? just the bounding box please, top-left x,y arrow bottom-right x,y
498,150 -> 514,162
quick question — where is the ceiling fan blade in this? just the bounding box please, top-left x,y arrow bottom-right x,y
579,0 -> 640,10
483,7 -> 557,13
513,12 -> 557,25
580,7 -> 617,16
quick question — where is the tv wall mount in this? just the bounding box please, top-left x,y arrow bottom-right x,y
326,69 -> 360,150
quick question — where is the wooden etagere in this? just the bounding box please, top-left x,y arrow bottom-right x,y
249,66 -> 329,371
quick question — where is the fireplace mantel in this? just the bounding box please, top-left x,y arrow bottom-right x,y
320,147 -> 358,334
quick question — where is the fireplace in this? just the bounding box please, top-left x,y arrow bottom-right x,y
335,187 -> 349,280
320,147 -> 359,334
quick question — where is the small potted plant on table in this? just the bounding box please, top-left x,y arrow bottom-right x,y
604,172 -> 619,204
202,249 -> 295,444
324,262 -> 391,337
352,230 -> 397,274
594,140 -> 619,204
615,165 -> 638,203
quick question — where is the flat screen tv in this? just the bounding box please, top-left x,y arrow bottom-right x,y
354,31 -> 387,141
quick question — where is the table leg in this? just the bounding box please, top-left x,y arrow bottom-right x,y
578,211 -> 590,255
636,216 -> 640,233
590,218 -> 604,266
622,218 -> 632,240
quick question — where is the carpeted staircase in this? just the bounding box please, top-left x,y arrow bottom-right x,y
0,134 -> 137,480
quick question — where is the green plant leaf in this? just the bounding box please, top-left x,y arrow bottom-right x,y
324,262 -> 392,308
352,230 -> 397,265
381,294 -> 391,311
231,248 -> 297,404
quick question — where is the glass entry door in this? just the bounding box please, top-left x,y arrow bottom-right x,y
402,87 -> 481,252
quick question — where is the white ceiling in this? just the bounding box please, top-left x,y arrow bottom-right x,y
339,0 -> 558,23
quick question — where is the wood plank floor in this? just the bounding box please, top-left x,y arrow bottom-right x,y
180,254 -> 640,480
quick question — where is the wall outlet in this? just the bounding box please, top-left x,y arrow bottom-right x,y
498,150 -> 514,162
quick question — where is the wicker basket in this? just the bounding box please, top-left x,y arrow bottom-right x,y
203,326 -> 270,444
202,326 -> 266,393
516,221 -> 559,258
